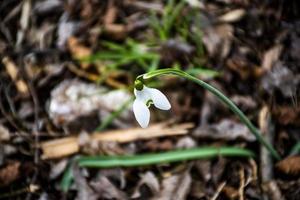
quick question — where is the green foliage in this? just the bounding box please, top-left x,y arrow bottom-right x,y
150,0 -> 186,41
81,39 -> 160,72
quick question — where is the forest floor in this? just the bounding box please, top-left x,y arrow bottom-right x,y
0,0 -> 299,199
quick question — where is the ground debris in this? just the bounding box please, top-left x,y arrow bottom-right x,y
153,169 -> 191,200
48,79 -> 132,128
276,156 -> 300,176
0,161 -> 20,187
192,119 -> 256,141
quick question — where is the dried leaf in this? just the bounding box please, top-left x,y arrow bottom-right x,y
57,14 -> 80,49
153,170 -> 191,200
262,62 -> 300,98
0,161 -> 20,187
90,176 -> 128,200
48,79 -> 132,127
73,166 -> 98,200
103,0 -> 117,25
272,106 -> 300,125
2,57 -> 29,95
261,45 -> 283,71
218,9 -> 246,23
276,156 -> 300,175
192,119 -> 256,141
0,125 -> 10,142
131,171 -> 160,198
202,24 -> 233,59
49,159 -> 68,179
67,37 -> 92,69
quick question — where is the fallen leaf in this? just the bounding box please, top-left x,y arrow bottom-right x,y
262,62 -> 300,98
131,171 -> 160,198
2,57 -> 29,95
272,105 -> 300,125
276,156 -> 300,175
0,125 -> 10,142
67,37 -> 92,69
261,45 -> 283,71
73,165 -> 98,200
218,9 -> 246,23
57,14 -> 80,49
48,79 -> 132,127
154,170 -> 191,200
0,161 -> 20,187
103,0 -> 117,25
192,119 -> 256,141
90,175 -> 128,199
49,159 -> 68,179
202,24 -> 233,59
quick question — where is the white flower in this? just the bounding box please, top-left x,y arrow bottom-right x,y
133,85 -> 171,128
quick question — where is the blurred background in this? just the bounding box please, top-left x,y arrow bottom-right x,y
0,0 -> 299,199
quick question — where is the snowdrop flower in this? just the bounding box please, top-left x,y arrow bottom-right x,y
133,80 -> 171,128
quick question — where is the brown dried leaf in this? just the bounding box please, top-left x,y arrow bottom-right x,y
222,185 -> 239,199
67,37 -> 92,69
276,156 -> 300,175
0,161 -> 20,187
272,105 -> 300,125
103,0 -> 117,25
104,24 -> 128,40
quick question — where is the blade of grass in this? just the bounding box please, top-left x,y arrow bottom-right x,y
78,147 -> 254,168
60,146 -> 254,192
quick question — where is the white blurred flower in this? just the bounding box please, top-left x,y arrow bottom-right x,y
133,85 -> 171,128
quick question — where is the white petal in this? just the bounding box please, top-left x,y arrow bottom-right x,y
133,99 -> 150,128
134,88 -> 151,103
146,87 -> 171,110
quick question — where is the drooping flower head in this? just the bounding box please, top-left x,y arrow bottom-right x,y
133,79 -> 171,128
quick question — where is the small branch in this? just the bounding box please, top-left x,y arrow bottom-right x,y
259,106 -> 274,200
41,123 -> 194,159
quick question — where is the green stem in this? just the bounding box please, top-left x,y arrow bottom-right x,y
60,146 -> 254,192
138,68 -> 281,160
78,147 -> 254,168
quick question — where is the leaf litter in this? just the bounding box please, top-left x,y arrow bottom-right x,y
0,0 -> 299,199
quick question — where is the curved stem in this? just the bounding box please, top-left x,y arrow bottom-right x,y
140,69 -> 281,160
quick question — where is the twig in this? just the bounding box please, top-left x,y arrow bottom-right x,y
238,167 -> 245,200
41,123 -> 194,159
16,0 -> 31,49
210,182 -> 226,200
259,106 -> 274,200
